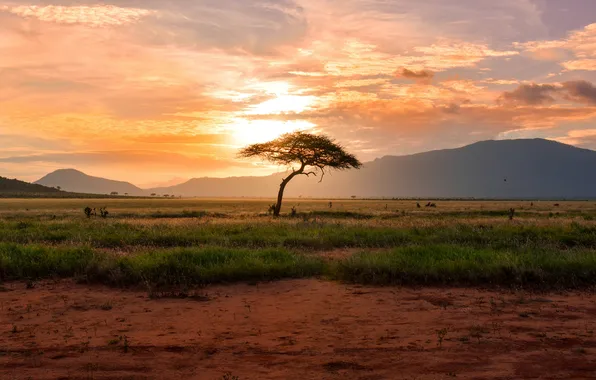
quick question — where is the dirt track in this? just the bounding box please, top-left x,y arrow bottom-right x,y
2,280 -> 596,379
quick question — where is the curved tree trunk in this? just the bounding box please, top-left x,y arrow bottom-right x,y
273,168 -> 303,217
274,179 -> 290,217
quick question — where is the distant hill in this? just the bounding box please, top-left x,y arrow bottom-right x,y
148,139 -> 596,199
146,175 -> 283,198
35,169 -> 146,196
0,176 -> 63,196
36,139 -> 596,199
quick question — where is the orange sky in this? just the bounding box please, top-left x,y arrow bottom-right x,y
1,0 -> 596,186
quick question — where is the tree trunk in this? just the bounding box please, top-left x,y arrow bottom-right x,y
273,168 -> 302,217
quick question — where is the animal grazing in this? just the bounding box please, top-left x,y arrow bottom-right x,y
554,203 -> 560,207
416,202 -> 421,208
508,208 -> 515,220
99,207 -> 109,218
84,207 -> 108,218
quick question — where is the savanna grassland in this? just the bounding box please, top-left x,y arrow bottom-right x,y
2,198 -> 596,288
2,198 -> 596,379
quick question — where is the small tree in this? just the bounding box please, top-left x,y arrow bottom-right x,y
238,132 -> 362,216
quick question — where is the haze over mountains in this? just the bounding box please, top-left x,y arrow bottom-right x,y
33,139 -> 596,199
36,169 -> 145,196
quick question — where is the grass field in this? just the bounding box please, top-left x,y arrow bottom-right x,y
4,198 -> 596,379
2,198 -> 596,289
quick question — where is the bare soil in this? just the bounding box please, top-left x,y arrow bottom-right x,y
2,280 -> 596,380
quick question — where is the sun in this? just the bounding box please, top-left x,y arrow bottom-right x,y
230,119 -> 315,146
227,81 -> 317,145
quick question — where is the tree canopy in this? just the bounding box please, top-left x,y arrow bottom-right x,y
238,132 -> 362,178
238,132 -> 362,216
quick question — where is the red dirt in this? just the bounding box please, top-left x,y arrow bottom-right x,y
2,280 -> 596,379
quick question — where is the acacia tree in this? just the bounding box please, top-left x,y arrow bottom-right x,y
238,132 -> 362,216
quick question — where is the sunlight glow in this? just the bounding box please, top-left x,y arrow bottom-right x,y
229,119 -> 315,145
246,95 -> 316,115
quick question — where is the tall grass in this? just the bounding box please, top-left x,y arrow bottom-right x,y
2,219 -> 596,250
3,243 -> 596,289
3,199 -> 596,290
0,244 -> 324,287
332,245 -> 596,288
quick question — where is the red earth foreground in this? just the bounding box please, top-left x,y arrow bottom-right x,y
2,279 -> 596,379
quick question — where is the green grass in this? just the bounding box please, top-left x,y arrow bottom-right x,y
2,219 -> 596,251
3,199 -> 596,290
332,245 -> 596,288
2,242 -> 596,289
0,243 -> 324,287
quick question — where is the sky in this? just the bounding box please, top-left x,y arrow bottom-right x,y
1,0 -> 596,186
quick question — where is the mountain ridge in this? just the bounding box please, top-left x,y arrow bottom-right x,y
35,168 -> 146,196
0,176 -> 63,195
32,139 -> 596,199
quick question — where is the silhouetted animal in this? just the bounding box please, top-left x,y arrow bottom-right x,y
554,203 -> 560,207
508,208 -> 515,220
99,207 -> 109,218
416,203 -> 421,208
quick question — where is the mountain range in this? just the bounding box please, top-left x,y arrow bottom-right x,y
0,176 -> 63,196
36,169 -> 145,196
32,139 -> 596,199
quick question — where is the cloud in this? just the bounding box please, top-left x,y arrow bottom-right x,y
562,59 -> 596,71
0,4 -> 154,26
498,83 -> 559,105
0,150 -> 248,171
561,81 -> 596,105
481,78 -> 519,85
132,0 -> 307,55
499,81 -> 596,106
244,93 -> 596,159
518,23 -> 596,70
0,130 -> 70,147
130,133 -> 228,145
1,0 -> 594,182
397,68 -> 434,82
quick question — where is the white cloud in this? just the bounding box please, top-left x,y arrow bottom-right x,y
0,4 -> 154,26
518,23 -> 596,71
